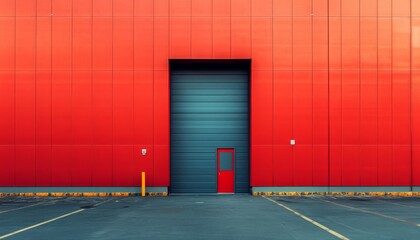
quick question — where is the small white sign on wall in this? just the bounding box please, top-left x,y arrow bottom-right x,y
141,149 -> 147,156
290,140 -> 295,146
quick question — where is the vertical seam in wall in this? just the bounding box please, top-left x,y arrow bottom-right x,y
50,0 -> 53,186
230,0 -> 231,58
250,0 -> 252,59
391,0 -> 394,185
190,0 -> 192,58
111,0 -> 114,186
132,0 -> 135,186
152,0 -> 156,186
34,0 -> 38,185
327,0 -> 331,191
272,0 -> 274,186
211,0 -> 213,58
359,0 -> 361,186
410,0 -> 413,190
311,0 -> 314,186
377,0 -> 379,186
91,0 -> 94,186
13,0 -> 17,187
70,0 -> 74,186
291,0 -> 294,186
340,0 -> 343,185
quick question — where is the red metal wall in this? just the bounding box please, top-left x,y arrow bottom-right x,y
0,0 -> 419,188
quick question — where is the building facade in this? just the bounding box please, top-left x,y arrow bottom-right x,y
0,0 -> 420,193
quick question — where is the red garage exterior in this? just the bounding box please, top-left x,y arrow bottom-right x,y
1,0 -> 420,193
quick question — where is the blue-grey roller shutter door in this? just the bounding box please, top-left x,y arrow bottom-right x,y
170,69 -> 249,193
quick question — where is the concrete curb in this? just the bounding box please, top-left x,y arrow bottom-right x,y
252,192 -> 420,197
0,192 -> 168,197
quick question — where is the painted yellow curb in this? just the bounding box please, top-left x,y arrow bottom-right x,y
0,192 -> 168,197
253,192 -> 420,197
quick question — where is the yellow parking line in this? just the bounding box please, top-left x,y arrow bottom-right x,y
320,198 -> 420,227
262,196 -> 350,240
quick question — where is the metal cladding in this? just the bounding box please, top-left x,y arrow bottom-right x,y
0,1 -> 420,191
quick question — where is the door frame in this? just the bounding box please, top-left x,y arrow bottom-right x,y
169,59 -> 251,194
216,147 -> 236,193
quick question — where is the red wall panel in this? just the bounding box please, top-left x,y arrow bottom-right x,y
213,17 -> 230,58
313,145 -> 328,185
72,71 -> 92,145
294,145 -> 313,186
252,17 -> 273,70
113,71 -> 134,145
73,0 -> 92,16
91,146 -> 113,186
1,0 -> 419,190
0,71 -> 15,145
52,0 -> 72,16
153,71 -> 169,185
0,0 -> 15,16
231,0 -> 251,17
93,18 -> 112,70
213,0 -> 230,17
293,17 -> 312,70
35,72 -> 52,186
36,145 -> 51,186
273,17 -> 292,70
16,18 -> 35,70
251,71 -> 273,145
0,146 -> 15,186
378,18 -> 392,70
329,71 -> 342,186
273,145 -> 293,186
169,17 -> 191,58
360,146 -> 378,186
92,71 -> 113,145
134,17 -> 153,70
37,0 -> 51,16
293,71 -> 313,145
113,145 -> 134,186
0,18 -> 15,70
134,0 -> 153,16
71,146 -> 92,186
231,17 -> 251,58
36,17 -> 51,70
73,18 -> 92,70
15,71 -> 36,145
51,146 -> 72,186
15,145 -> 35,186
113,18 -> 134,70
51,71 -> 72,145
191,17 -> 212,58
273,71 -> 292,145
154,17 -> 169,70
251,145 -> 273,186
414,71 -> 420,186
313,18 -> 328,70
313,71 -> 328,145
113,0 -> 133,16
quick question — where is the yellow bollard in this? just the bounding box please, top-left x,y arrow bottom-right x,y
141,172 -> 146,197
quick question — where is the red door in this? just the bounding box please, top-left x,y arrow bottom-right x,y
217,148 -> 234,193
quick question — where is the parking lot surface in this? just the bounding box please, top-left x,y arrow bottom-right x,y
0,195 -> 419,240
